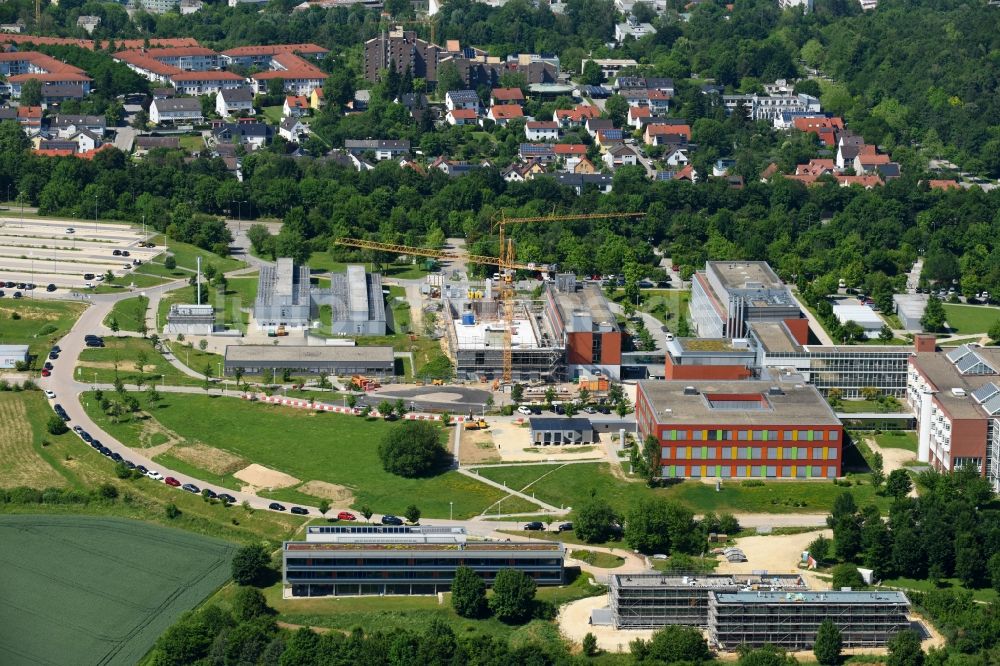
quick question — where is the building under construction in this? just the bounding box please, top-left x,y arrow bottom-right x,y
609,573 -> 808,629
708,590 -> 911,650
442,275 -> 621,382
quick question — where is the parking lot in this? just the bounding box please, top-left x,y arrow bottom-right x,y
0,216 -> 160,292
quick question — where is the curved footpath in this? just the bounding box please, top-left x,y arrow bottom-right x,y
37,267 -> 828,537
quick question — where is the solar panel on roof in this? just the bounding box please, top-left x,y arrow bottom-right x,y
972,382 -> 1000,404
983,394 -> 1000,416
956,353 -> 982,374
946,345 -> 973,363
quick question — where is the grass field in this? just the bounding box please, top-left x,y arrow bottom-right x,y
208,567 -> 603,644
0,391 -> 306,543
0,298 -> 87,364
873,431 -> 918,452
0,515 -> 235,666
881,576 -> 998,604
475,462 -> 890,515
81,393 -> 534,518
136,235 -> 245,279
92,272 -> 172,294
942,303 -> 1000,334
104,295 -> 148,333
570,549 -> 625,568
77,335 -> 213,387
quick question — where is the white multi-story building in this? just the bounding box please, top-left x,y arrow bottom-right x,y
689,261 -> 801,339
614,15 -> 656,44
723,93 -> 821,122
908,344 -> 1000,491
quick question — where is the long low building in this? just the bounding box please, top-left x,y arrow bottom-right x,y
223,345 -> 394,376
708,590 -> 911,650
0,344 -> 29,369
609,573 -> 808,629
283,525 -> 565,597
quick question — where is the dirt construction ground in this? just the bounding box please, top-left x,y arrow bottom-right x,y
490,419 -> 606,463
234,463 -> 300,491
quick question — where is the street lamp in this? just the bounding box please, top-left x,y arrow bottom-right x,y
449,501 -> 453,521
94,194 -> 99,233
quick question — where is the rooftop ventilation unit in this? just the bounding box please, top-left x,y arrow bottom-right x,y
768,386 -> 784,396
683,386 -> 699,395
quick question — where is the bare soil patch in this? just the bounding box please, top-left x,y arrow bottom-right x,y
234,463 -> 300,489
459,429 -> 501,465
0,396 -> 64,489
172,442 -> 248,475
298,480 -> 355,504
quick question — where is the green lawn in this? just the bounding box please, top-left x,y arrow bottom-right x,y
0,391 -> 306,545
91,272 -> 172,294
156,277 -> 256,333
881,576 -> 998,604
178,134 -> 204,152
261,105 -> 283,124
476,462 -> 891,516
942,303 -> 1000,334
208,567 -> 603,643
0,515 -> 235,666
0,298 -> 87,364
873,431 -> 918,452
388,285 -> 411,334
83,393 -> 536,518
104,295 -> 148,333
570,549 -> 625,568
610,288 -> 691,329
76,335 -> 221,387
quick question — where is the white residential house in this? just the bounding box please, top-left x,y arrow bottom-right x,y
216,87 -> 254,118
179,0 -> 203,13
279,117 -> 309,142
149,98 -> 203,125
77,15 -> 101,34
446,109 -> 478,126
603,144 -> 638,169
445,90 -> 480,112
525,121 -> 560,141
283,95 -> 309,118
71,130 -> 100,153
664,147 -> 689,167
614,15 -> 656,43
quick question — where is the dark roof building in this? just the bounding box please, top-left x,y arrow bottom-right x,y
528,417 -> 595,445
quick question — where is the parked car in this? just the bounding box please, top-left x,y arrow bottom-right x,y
147,470 -> 163,481
81,432 -> 93,443
381,515 -> 403,525
112,249 -> 122,256
48,351 -> 59,360
290,506 -> 309,515
269,502 -> 287,511
65,227 -> 75,234
337,511 -> 356,521
517,405 -> 533,416
164,476 -> 181,487
217,493 -> 236,504
43,362 -> 53,371
523,521 -> 544,531
136,465 -> 148,475
121,250 -> 130,257
44,390 -> 56,399
202,489 -> 217,499
51,345 -> 61,354
557,522 -> 573,532
181,483 -> 200,494
110,452 -> 123,462
124,461 -> 136,469
40,369 -> 51,377
582,406 -> 596,414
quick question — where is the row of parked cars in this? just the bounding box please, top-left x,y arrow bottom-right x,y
0,282 -> 58,298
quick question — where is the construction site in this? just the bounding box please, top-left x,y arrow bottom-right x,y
607,573 -> 809,629
708,590 -> 912,650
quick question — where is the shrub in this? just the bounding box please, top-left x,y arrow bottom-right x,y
165,503 -> 181,519
231,543 -> 271,585
96,483 -> 119,500
489,569 -> 536,623
46,415 -> 68,435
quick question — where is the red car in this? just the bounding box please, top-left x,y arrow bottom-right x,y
337,511 -> 356,521
41,369 -> 51,377
164,477 -> 181,487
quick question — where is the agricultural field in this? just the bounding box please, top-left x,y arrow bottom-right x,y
81,393 -> 534,518
104,295 -> 149,333
475,462 -> 891,515
0,298 -> 87,363
0,515 -> 234,666
942,303 -> 1000,334
0,391 -> 70,489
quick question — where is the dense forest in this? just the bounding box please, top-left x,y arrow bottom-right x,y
824,469 -> 1000,663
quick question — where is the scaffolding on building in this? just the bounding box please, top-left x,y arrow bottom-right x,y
707,590 -> 911,650
609,573 -> 808,629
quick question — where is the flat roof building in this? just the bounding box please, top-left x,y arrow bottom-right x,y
254,258 -> 311,330
528,417 -> 595,445
908,345 -> 1000,490
893,293 -> 928,332
545,275 -> 622,380
163,303 -> 216,335
609,573 -> 808,629
636,379 -> 844,480
690,261 -> 801,339
283,525 -> 564,597
708,590 -> 911,650
322,265 -> 387,336
224,345 -> 394,377
832,300 -> 884,338
0,344 -> 29,369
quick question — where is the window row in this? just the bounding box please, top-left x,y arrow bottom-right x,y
661,446 -> 839,461
659,429 -> 838,442
660,464 -> 838,479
